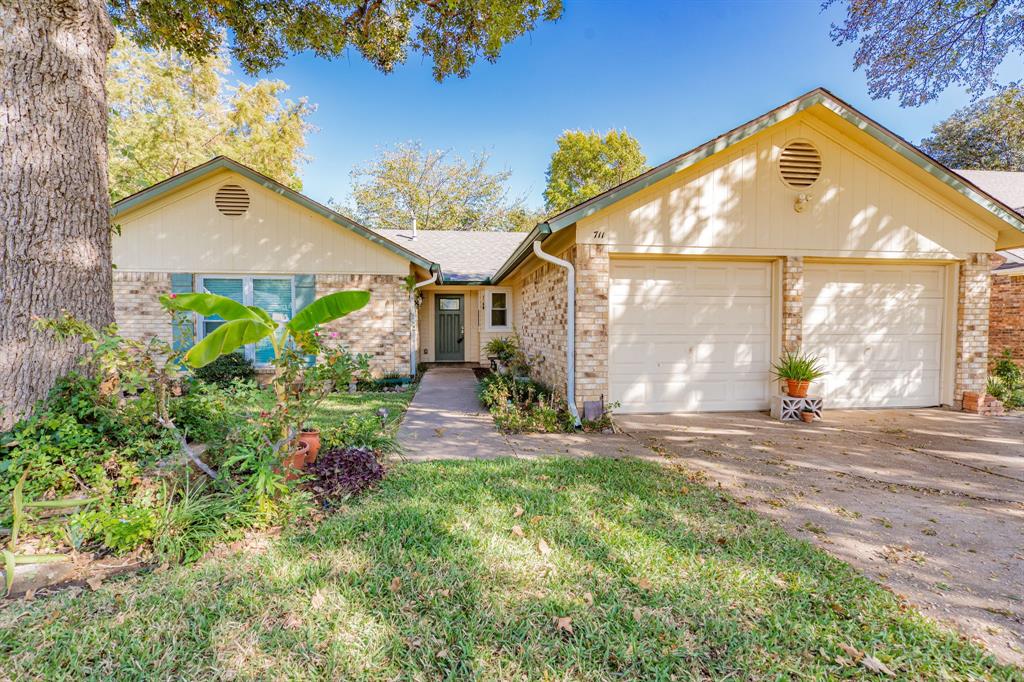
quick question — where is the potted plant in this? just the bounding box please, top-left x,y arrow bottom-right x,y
771,351 -> 827,398
800,408 -> 816,423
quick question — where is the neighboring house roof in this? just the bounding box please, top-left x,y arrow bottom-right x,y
952,170 -> 1024,274
375,229 -> 527,283
110,156 -> 441,275
491,87 -> 1024,283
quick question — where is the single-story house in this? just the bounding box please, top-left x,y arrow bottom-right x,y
110,87 -> 1024,414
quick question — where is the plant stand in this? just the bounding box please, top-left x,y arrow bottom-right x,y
770,395 -> 823,422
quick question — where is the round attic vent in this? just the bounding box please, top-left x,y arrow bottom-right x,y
215,184 -> 250,217
778,140 -> 822,189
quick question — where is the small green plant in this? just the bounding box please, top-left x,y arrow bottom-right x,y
988,350 -> 1024,408
484,336 -> 518,363
3,469 -> 99,595
192,352 -> 256,387
771,351 -> 827,382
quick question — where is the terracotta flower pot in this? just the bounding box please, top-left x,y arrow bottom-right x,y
786,379 -> 811,398
281,440 -> 310,481
800,411 -> 815,423
299,428 -> 321,464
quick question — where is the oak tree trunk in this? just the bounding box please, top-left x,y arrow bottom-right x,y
0,0 -> 115,429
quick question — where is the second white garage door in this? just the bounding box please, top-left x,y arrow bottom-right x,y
803,263 -> 945,408
609,259 -> 773,413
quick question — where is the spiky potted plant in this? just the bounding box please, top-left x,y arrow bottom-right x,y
771,351 -> 827,398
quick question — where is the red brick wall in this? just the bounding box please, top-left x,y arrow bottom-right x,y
990,254 -> 1024,362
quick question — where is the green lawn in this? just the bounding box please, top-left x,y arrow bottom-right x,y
0,458 -> 1015,680
309,389 -> 414,430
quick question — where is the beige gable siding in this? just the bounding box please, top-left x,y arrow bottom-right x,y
112,170 -> 410,275
576,109 -> 997,258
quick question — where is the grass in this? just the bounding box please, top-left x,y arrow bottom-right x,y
309,390 -> 414,430
0,458 -> 1016,681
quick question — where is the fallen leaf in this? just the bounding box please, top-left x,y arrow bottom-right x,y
537,539 -> 552,556
680,486 -> 689,495
23,589 -> 35,602
555,616 -> 573,634
433,427 -> 445,438
861,655 -> 895,676
436,647 -> 449,659
437,588 -> 451,598
282,613 -> 302,630
86,576 -> 104,591
511,524 -> 525,538
513,505 -> 524,518
838,643 -> 863,662
634,577 -> 653,590
529,515 -> 543,525
389,576 -> 402,593
581,591 -> 594,606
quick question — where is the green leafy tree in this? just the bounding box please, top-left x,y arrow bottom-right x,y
107,32 -> 314,201
347,142 -> 531,231
826,0 -> 1024,106
0,0 -> 563,430
920,86 -> 1024,171
544,129 -> 648,213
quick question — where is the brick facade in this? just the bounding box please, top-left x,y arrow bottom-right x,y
781,256 -> 803,353
954,253 -> 991,406
573,244 -> 610,409
516,250 -> 569,397
989,254 -> 1024,362
317,274 -> 410,376
112,271 -> 172,343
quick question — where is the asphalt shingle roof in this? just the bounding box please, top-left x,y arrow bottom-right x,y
954,169 -> 1024,273
375,229 -> 528,282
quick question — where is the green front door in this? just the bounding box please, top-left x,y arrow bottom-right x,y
435,294 -> 465,362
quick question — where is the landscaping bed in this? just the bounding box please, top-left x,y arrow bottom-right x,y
0,457 -> 1014,680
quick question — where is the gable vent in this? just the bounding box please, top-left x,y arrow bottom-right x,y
778,141 -> 822,189
215,184 -> 250,217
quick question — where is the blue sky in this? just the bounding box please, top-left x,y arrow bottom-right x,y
257,0 -> 1024,211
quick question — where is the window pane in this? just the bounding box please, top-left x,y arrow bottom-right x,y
491,292 -> 506,310
201,278 -> 244,320
203,319 -> 225,337
253,279 -> 293,365
491,309 -> 507,327
439,298 -> 460,310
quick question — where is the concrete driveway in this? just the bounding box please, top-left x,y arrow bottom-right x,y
617,409 -> 1024,666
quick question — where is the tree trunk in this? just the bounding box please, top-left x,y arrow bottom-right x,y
0,1 -> 115,430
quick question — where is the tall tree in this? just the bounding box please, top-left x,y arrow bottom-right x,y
921,86 -> 1024,171
108,33 -> 314,201
544,129 -> 647,213
347,143 -> 530,231
826,0 -> 1024,106
0,0 -> 562,429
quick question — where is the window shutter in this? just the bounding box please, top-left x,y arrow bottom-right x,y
293,274 -> 316,313
293,275 -> 316,366
170,273 -> 194,352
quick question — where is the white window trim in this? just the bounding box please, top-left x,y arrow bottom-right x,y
484,288 -> 512,332
195,274 -> 295,367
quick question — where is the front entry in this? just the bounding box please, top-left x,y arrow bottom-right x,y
435,294 -> 465,362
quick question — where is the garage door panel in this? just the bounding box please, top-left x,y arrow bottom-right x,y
803,264 -> 944,408
610,259 -> 772,413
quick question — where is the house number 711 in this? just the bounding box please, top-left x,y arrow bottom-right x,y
592,230 -> 606,240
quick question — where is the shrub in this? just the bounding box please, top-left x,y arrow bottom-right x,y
988,351 -> 1024,409
478,372 -> 574,433
192,352 -> 256,387
771,351 -> 827,382
321,415 -> 399,454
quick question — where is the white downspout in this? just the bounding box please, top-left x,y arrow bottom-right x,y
410,270 -> 437,376
532,241 -> 582,428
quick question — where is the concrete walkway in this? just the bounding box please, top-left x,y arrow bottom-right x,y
397,368 -> 514,460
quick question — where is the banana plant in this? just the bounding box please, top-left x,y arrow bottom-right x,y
160,289 -> 371,451
160,290 -> 370,370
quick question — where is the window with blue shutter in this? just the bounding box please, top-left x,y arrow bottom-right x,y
196,276 -> 294,367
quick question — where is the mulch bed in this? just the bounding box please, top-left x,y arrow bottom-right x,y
307,447 -> 385,503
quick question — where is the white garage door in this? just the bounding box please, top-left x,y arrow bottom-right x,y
803,264 -> 945,408
609,259 -> 773,413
